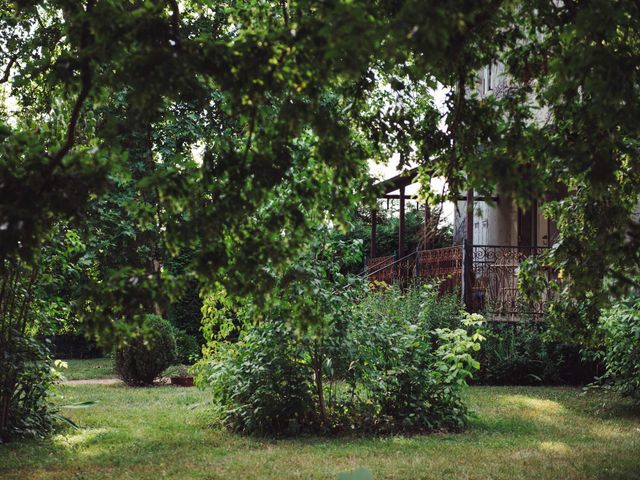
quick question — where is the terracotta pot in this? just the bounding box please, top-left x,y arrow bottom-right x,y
170,376 -> 194,387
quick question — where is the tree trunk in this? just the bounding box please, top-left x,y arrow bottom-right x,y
128,123 -> 166,317
312,339 -> 327,427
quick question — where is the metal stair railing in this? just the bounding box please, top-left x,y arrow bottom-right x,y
359,250 -> 418,282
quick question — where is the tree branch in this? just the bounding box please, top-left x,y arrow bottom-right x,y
281,0 -> 290,27
167,0 -> 182,49
0,55 -> 17,84
49,59 -> 92,166
47,0 -> 95,169
446,70 -> 466,190
242,108 -> 257,164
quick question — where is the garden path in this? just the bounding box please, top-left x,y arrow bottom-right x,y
62,377 -> 174,386
62,378 -> 121,385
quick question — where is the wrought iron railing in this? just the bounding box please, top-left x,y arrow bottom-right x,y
417,245 -> 463,292
363,244 -> 552,320
364,252 -> 417,285
470,245 -> 550,319
364,246 -> 463,289
365,255 -> 396,283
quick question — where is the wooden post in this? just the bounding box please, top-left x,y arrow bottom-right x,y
462,238 -> 468,306
423,202 -> 431,250
392,250 -> 398,281
370,208 -> 377,258
464,189 -> 474,311
398,186 -> 406,257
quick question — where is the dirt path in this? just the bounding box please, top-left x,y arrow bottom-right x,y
63,378 -> 122,385
62,377 -> 174,386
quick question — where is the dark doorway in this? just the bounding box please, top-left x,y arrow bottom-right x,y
517,202 -> 537,248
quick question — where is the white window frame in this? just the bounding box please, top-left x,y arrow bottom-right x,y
484,65 -> 493,93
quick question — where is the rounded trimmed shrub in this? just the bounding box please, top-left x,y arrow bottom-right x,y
114,315 -> 177,386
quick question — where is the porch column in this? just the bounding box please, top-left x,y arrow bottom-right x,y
370,208 -> 377,258
464,188 -> 474,310
398,186 -> 406,257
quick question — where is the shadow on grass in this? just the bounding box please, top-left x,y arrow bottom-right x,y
2,385 -> 640,480
466,387 -> 637,439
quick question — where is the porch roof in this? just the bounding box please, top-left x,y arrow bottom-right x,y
373,167 -> 419,196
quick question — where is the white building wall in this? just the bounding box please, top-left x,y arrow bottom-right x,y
454,194 -> 514,246
450,61 -> 554,248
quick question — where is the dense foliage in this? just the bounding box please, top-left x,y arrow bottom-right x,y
200,319 -> 315,435
2,0 -> 639,341
473,322 -> 599,386
0,231 -> 81,441
114,315 -> 177,386
196,229 -> 364,433
2,0 -> 375,318
171,325 -> 202,365
350,285 -> 484,433
0,332 -> 59,441
198,309 -> 484,436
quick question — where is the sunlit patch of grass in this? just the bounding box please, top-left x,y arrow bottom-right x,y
589,423 -> 635,440
0,384 -> 639,480
496,394 -> 566,426
499,394 -> 565,415
53,428 -> 112,449
59,357 -> 114,381
538,440 -> 571,455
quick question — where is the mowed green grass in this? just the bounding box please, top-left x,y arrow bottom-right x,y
1,384 -> 639,479
60,357 -> 115,381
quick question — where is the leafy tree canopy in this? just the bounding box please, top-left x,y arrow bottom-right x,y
1,0 -> 639,340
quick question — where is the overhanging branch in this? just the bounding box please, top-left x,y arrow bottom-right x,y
47,0 -> 95,169
0,55 -> 17,84
167,0 -> 182,49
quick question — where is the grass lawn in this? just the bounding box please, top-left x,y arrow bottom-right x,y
1,379 -> 639,479
59,357 -> 115,381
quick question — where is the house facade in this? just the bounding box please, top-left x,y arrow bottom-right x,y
453,196 -> 558,248
365,63 -> 555,320
454,62 -> 558,249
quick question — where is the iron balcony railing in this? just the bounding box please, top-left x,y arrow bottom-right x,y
363,244 -> 552,320
469,245 -> 550,320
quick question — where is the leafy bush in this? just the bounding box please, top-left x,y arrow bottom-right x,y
473,321 -> 599,386
114,315 -> 177,386
351,285 -> 483,432
600,294 -> 640,401
354,283 -> 462,333
199,320 -> 315,435
0,334 -> 60,441
1,233 -> 82,441
195,280 -> 484,436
